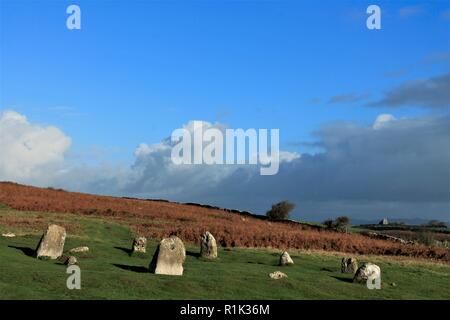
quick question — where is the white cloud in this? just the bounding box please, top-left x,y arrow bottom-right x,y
134,143 -> 152,157
279,151 -> 300,162
0,110 -> 71,181
373,114 -> 396,129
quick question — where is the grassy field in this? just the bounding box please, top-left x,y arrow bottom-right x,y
0,207 -> 449,300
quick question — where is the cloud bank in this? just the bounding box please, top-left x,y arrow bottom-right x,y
369,73 -> 450,109
0,110 -> 71,183
1,110 -> 449,221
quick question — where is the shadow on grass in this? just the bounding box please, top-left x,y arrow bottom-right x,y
247,261 -> 268,265
186,250 -> 200,258
331,275 -> 354,283
270,252 -> 282,257
112,263 -> 148,273
114,246 -> 133,255
8,245 -> 35,257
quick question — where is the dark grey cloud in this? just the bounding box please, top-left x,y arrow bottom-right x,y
421,51 -> 450,66
328,93 -> 370,104
202,115 -> 449,219
109,115 -> 450,222
441,9 -> 450,21
369,73 -> 450,109
399,5 -> 423,18
383,69 -> 409,78
306,98 -> 321,105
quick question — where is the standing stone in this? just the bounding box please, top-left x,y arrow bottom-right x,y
149,235 -> 186,276
341,257 -> 358,274
279,251 -> 294,266
36,224 -> 66,259
200,231 -> 217,259
65,256 -> 78,266
353,263 -> 381,283
132,236 -> 147,254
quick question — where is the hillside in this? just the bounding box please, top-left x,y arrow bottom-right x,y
0,182 -> 449,261
0,206 -> 449,299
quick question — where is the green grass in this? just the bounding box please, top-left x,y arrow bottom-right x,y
0,207 -> 449,299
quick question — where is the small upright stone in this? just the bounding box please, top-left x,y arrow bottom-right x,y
36,224 -> 66,259
132,236 -> 147,254
341,257 -> 358,274
65,256 -> 78,266
149,235 -> 186,276
279,251 -> 294,266
353,263 -> 381,283
200,231 -> 217,259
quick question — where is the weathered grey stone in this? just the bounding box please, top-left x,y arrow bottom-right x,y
36,224 -> 66,259
279,251 -> 294,266
132,236 -> 147,254
269,271 -> 288,279
353,263 -> 381,283
2,232 -> 15,238
149,235 -> 186,276
341,257 -> 358,274
65,256 -> 78,266
69,246 -> 89,253
200,231 -> 217,259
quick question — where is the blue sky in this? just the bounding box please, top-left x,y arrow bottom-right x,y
1,0 -> 449,221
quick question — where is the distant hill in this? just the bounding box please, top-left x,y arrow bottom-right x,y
0,181 -> 449,261
351,217 -> 449,228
